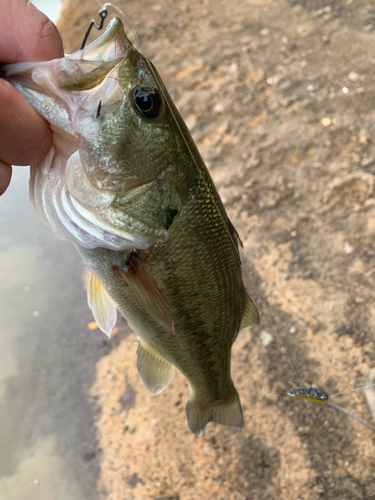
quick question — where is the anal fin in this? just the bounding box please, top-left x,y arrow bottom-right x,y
87,269 -> 117,337
137,339 -> 174,394
240,293 -> 260,330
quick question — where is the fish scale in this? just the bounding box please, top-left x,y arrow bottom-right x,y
3,17 -> 259,433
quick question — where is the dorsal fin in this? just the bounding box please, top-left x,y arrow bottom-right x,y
86,269 -> 117,337
240,293 -> 259,330
117,255 -> 175,334
227,217 -> 243,249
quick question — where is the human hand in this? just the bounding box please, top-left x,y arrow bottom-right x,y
0,0 -> 63,195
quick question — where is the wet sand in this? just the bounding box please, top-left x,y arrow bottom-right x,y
3,0 -> 375,498
57,0 -> 375,498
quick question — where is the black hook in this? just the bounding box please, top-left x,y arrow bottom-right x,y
80,8 -> 108,50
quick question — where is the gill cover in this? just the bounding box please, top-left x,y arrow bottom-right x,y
3,18 -> 177,251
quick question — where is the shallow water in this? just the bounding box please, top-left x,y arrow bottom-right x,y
0,170 -> 104,499
31,0 -> 61,24
0,3 -> 104,498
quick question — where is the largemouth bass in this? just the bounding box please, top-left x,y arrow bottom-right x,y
3,18 -> 259,434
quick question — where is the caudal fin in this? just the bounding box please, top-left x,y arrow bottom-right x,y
186,389 -> 243,434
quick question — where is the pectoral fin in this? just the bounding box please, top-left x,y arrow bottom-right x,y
118,257 -> 175,334
137,339 -> 174,394
87,269 -> 117,337
240,293 -> 260,330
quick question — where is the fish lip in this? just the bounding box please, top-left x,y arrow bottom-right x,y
1,18 -> 133,137
3,19 -> 131,93
6,18 -> 155,251
74,17 -> 132,61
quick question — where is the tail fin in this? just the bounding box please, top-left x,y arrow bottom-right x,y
186,389 -> 243,435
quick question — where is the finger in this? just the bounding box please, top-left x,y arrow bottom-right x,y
0,78 -> 53,166
0,160 -> 12,196
0,0 -> 64,62
0,0 -> 64,167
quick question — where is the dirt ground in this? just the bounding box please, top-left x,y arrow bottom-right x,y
57,0 -> 375,498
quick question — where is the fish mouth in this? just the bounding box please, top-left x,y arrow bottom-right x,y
4,17 -> 130,88
3,18 -> 131,131
4,19 -> 156,251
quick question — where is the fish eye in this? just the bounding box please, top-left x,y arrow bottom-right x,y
132,87 -> 161,119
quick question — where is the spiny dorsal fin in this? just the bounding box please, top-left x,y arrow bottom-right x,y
87,269 -> 117,337
118,257 -> 175,334
137,339 -> 174,394
240,293 -> 260,330
227,217 -> 243,249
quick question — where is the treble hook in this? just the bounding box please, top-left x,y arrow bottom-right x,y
80,8 -> 108,50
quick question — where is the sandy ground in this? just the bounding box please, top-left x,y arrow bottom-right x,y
57,0 -> 375,498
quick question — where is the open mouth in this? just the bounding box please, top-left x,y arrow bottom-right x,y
4,19 -> 155,251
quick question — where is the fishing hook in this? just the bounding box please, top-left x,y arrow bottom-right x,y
80,8 -> 108,50
96,100 -> 102,119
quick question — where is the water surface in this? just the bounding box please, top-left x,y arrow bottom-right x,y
0,3 -> 105,498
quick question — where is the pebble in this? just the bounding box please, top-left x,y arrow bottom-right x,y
33,479 -> 39,486
260,331 -> 273,347
348,71 -> 359,82
342,86 -> 349,93
321,117 -> 332,126
283,273 -> 290,280
214,102 -> 224,113
361,156 -> 374,167
228,62 -> 238,74
289,326 -> 297,334
314,6 -> 331,17
313,484 -> 325,494
343,241 -> 354,254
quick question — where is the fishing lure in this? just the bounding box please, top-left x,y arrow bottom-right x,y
287,385 -> 375,432
287,386 -> 328,403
